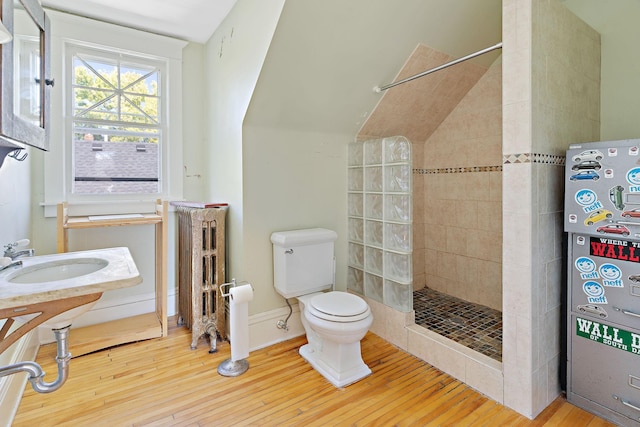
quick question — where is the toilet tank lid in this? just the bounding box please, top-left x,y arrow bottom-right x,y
270,228 -> 338,246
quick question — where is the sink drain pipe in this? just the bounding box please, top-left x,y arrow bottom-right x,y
0,325 -> 71,393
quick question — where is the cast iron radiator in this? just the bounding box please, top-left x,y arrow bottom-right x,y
173,203 -> 227,352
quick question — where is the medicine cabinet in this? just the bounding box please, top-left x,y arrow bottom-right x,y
0,0 -> 51,152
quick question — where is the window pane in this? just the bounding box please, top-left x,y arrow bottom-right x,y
71,47 -> 163,195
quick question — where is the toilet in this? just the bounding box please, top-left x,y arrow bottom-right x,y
271,228 -> 373,388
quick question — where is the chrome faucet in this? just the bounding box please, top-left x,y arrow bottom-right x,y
4,239 -> 35,260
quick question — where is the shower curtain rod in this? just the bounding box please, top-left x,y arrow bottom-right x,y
373,42 -> 503,93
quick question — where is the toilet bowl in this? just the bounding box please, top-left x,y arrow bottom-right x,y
297,291 -> 373,387
271,228 -> 374,388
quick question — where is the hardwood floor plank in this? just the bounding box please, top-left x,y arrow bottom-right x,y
13,320 -> 617,426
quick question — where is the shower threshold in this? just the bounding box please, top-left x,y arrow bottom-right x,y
413,287 -> 502,362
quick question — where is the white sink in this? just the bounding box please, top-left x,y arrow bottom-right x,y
0,247 -> 142,329
7,258 -> 109,284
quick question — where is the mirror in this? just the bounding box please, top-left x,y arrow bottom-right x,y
0,0 -> 51,151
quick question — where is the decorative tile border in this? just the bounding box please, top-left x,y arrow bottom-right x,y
414,153 -> 565,174
503,152 -> 566,165
414,165 -> 502,175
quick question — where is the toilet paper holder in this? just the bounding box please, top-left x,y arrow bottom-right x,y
220,278 -> 254,299
218,278 -> 254,377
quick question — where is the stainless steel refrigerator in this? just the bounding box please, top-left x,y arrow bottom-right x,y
565,139 -> 640,426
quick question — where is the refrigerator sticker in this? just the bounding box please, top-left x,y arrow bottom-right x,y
598,263 -> 624,287
627,167 -> 640,192
575,257 -> 599,279
575,189 -> 602,212
630,146 -> 639,156
590,237 -> 640,262
576,316 -> 640,355
582,281 -> 607,304
608,147 -> 618,157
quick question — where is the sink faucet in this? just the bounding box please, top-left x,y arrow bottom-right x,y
4,239 -> 34,260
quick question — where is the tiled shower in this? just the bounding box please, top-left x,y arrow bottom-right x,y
354,43 -> 504,361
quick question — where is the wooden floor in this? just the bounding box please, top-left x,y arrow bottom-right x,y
13,320 -> 614,427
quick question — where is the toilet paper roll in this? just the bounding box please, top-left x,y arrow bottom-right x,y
230,284 -> 254,304
229,284 -> 253,361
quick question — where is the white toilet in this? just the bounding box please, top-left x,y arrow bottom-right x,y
271,228 -> 373,388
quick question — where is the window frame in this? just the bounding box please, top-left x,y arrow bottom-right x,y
43,10 -> 186,217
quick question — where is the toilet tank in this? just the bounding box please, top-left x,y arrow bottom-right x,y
271,228 -> 338,299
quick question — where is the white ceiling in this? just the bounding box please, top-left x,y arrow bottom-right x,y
41,0 -> 238,43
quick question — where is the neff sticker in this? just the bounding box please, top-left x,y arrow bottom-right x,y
583,281 -> 607,304
575,189 -> 602,212
598,263 -> 624,288
575,257 -> 598,279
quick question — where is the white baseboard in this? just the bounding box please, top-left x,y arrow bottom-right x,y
0,330 -> 39,427
248,303 -> 305,351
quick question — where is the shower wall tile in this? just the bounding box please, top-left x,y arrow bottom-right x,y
503,162 -> 532,215
465,357 -> 504,404
436,251 -> 457,281
454,200 -> 478,229
424,220 -> 446,249
423,248 -> 437,277
358,45 -> 486,144
364,295 -> 413,351
503,101 -> 532,155
489,171 -> 502,202
503,48 -> 532,108
502,211 -> 532,268
446,226 -> 468,255
503,260 -> 533,319
414,55 -> 502,310
477,201 -> 502,233
406,325 -> 504,403
467,229 -> 502,263
476,260 -> 503,310
457,256 -> 478,286
407,326 -> 466,380
544,257 -> 563,313
464,172 -> 491,202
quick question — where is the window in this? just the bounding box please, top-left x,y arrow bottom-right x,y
43,12 -> 186,217
69,45 -> 165,195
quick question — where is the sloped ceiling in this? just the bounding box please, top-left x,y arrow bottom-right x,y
244,0 -> 502,136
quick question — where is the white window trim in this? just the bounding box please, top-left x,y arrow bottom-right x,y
43,10 -> 186,217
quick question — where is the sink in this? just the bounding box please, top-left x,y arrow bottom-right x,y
4,256 -> 114,328
7,258 -> 109,284
0,247 -> 142,329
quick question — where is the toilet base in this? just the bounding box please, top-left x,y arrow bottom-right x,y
299,342 -> 371,388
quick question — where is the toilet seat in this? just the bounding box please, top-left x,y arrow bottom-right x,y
308,291 -> 371,322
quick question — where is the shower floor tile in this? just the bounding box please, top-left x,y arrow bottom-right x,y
413,287 -> 502,362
